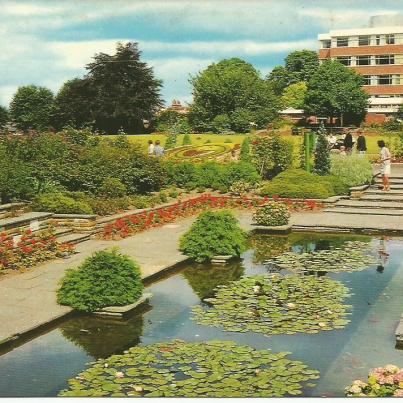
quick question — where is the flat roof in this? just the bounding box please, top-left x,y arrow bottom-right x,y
318,26 -> 403,40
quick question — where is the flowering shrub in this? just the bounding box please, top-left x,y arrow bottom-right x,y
102,194 -> 323,240
0,228 -> 75,271
346,365 -> 403,397
229,180 -> 255,196
252,201 -> 290,226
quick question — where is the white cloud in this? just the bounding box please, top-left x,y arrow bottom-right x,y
298,8 -> 398,27
0,85 -> 18,106
1,2 -> 64,16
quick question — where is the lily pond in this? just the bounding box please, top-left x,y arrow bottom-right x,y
1,232 -> 403,397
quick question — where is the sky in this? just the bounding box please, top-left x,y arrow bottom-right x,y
1,0 -> 403,107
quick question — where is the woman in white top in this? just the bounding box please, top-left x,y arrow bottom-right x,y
148,140 -> 155,156
377,140 -> 391,191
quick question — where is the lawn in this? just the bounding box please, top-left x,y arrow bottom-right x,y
109,131 -> 397,157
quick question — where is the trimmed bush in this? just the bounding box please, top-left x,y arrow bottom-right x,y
330,155 -> 373,187
253,201 -> 290,226
98,177 -> 127,198
259,169 -> 348,199
182,133 -> 192,145
33,192 -> 93,214
179,210 -> 247,262
57,249 -> 144,312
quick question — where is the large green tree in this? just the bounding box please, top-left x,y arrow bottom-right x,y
85,42 -> 163,133
189,58 -> 279,132
53,78 -> 95,130
0,105 -> 9,129
281,82 -> 307,109
267,50 -> 319,95
9,85 -> 54,131
304,60 -> 369,124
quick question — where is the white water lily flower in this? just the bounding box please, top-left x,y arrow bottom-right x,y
133,386 -> 143,392
115,371 -> 124,378
286,303 -> 296,309
253,285 -> 261,294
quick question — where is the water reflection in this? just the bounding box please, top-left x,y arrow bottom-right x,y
249,233 -> 372,264
59,306 -> 149,359
182,262 -> 244,300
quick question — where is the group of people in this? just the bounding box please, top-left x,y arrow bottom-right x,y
147,140 -> 165,157
327,128 -> 367,156
326,128 -> 391,191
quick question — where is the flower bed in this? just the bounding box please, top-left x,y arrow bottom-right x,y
101,194 -> 324,240
346,365 -> 403,397
0,228 -> 75,272
166,144 -> 232,162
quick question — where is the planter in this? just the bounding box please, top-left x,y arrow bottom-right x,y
211,255 -> 235,265
251,223 -> 292,234
92,293 -> 153,319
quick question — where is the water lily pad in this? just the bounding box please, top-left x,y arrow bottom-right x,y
191,274 -> 351,335
59,340 -> 319,397
268,241 -> 376,273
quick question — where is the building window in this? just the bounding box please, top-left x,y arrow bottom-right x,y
362,75 -> 371,85
356,55 -> 371,65
386,34 -> 395,44
358,36 -> 370,46
378,75 -> 392,85
336,37 -> 349,47
322,40 -> 331,49
375,35 -> 381,45
336,56 -> 351,66
376,55 -> 395,65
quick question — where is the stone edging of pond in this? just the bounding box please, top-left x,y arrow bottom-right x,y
93,293 -> 153,319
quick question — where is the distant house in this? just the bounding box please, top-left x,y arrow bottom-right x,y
279,107 -> 305,123
164,99 -> 189,115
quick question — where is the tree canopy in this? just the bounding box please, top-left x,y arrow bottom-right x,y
304,60 -> 369,123
9,85 -> 54,131
53,78 -> 95,130
267,50 -> 319,95
53,42 -> 163,134
189,58 -> 280,132
0,106 -> 9,129
281,82 -> 307,109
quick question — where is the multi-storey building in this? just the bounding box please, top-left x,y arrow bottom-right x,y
318,26 -> 403,123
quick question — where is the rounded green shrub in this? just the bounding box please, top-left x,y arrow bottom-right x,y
260,182 -> 332,199
57,249 -> 144,312
253,201 -> 290,226
179,210 -> 247,262
259,169 -> 349,199
330,155 -> 373,187
33,192 -> 93,214
98,177 -> 127,198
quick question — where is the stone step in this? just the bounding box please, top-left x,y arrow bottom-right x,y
366,189 -> 403,195
361,194 -> 403,202
324,207 -> 403,216
56,232 -> 91,245
375,177 -> 403,184
372,184 -> 403,190
54,227 -> 74,237
335,200 -> 403,209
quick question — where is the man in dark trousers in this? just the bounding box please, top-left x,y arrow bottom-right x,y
343,129 -> 354,155
356,129 -> 367,154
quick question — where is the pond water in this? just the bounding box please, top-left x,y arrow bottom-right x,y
1,232 -> 403,397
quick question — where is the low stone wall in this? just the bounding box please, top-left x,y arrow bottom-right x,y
50,214 -> 97,233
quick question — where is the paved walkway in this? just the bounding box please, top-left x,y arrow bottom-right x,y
0,211 -> 254,345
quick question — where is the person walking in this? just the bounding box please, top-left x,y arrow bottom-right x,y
356,130 -> 367,155
154,140 -> 165,157
378,140 -> 391,191
343,129 -> 353,155
148,140 -> 155,156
